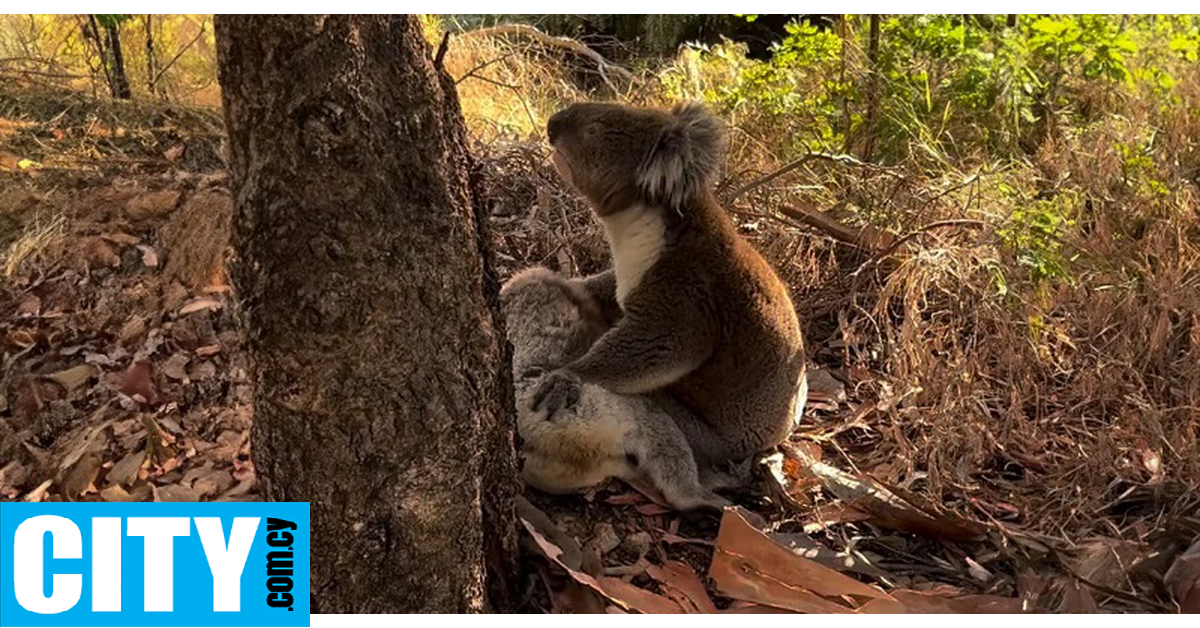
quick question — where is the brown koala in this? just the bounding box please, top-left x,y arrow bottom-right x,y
535,101 -> 808,469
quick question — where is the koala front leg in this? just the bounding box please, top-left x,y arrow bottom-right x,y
571,269 -> 621,325
530,300 -> 711,413
573,298 -> 713,392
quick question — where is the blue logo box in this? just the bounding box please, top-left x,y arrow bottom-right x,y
0,502 -> 309,627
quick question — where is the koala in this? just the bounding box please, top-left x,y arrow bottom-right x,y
536,101 -> 808,471
501,267 -> 729,511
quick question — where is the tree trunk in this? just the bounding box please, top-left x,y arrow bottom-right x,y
144,15 -> 159,96
862,14 -> 882,162
103,20 -> 131,99
215,15 -> 517,613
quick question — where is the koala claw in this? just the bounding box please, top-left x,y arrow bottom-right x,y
530,370 -> 581,415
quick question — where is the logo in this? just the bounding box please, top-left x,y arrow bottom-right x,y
0,502 -> 309,627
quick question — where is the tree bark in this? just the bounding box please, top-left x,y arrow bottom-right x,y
215,15 -> 517,613
144,15 -> 159,96
862,14 -> 882,162
103,20 -> 131,99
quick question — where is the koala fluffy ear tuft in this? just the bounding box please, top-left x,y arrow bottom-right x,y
637,102 -> 725,208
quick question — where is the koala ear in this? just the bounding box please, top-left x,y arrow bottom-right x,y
637,102 -> 725,208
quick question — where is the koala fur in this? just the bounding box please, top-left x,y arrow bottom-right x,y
501,267 -> 729,511
541,101 -> 808,468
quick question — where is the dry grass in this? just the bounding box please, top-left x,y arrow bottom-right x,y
2,208 -> 64,277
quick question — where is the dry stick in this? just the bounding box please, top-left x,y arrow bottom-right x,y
454,51 -> 517,85
457,74 -> 538,131
728,151 -> 898,204
776,201 -> 894,251
144,15 -> 158,96
0,56 -> 62,65
460,24 -> 633,94
151,24 -> 206,88
85,15 -> 113,95
433,31 -> 451,69
0,68 -> 88,80
868,218 -> 987,262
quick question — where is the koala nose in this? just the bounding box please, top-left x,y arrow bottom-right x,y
547,110 -> 568,144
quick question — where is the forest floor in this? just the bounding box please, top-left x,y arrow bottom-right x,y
2,87 -> 1197,613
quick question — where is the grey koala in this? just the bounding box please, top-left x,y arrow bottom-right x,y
501,267 -> 729,511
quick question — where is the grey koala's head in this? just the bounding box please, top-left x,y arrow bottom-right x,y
501,268 -> 607,370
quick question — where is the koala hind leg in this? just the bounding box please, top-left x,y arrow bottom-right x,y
624,401 -> 730,511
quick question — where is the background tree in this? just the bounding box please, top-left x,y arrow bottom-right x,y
85,14 -> 132,99
215,15 -> 517,612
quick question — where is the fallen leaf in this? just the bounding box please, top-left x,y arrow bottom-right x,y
1058,579 -> 1098,613
636,503 -> 672,516
231,459 -> 254,482
605,492 -> 648,506
195,344 -> 221,357
0,461 -> 30,498
153,483 -> 199,502
59,451 -> 103,498
965,556 -> 993,583
125,190 -> 181,222
1164,539 -> 1200,613
44,364 -> 98,393
516,495 -> 581,568
595,575 -> 685,614
179,297 -> 223,316
771,532 -> 891,580
646,561 -> 718,613
107,450 -> 146,487
1068,538 -> 1151,591
164,144 -> 186,162
858,587 -> 1029,613
802,502 -> 872,534
162,352 -> 190,381
188,359 -> 217,381
709,507 -> 888,613
17,294 -> 40,317
118,317 -> 147,346
7,328 -> 40,349
795,447 -> 985,542
100,484 -> 137,502
79,237 -> 121,270
24,479 -> 53,502
137,244 -> 159,267
806,368 -> 847,405
522,518 -> 684,613
118,359 -> 158,405
721,602 -> 797,614
190,469 -> 234,499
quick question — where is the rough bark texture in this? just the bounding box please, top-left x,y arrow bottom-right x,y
104,21 -> 131,100
215,15 -> 517,613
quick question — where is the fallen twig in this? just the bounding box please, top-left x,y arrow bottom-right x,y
461,24 -> 633,93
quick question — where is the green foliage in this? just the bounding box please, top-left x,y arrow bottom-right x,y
997,191 -> 1079,283
94,15 -> 132,29
662,18 -> 844,152
1027,15 -> 1136,82
1118,142 -> 1170,200
665,14 -> 1200,164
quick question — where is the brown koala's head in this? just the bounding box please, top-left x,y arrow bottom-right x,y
547,102 -> 725,215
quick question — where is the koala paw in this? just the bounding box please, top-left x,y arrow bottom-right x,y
530,370 -> 582,417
